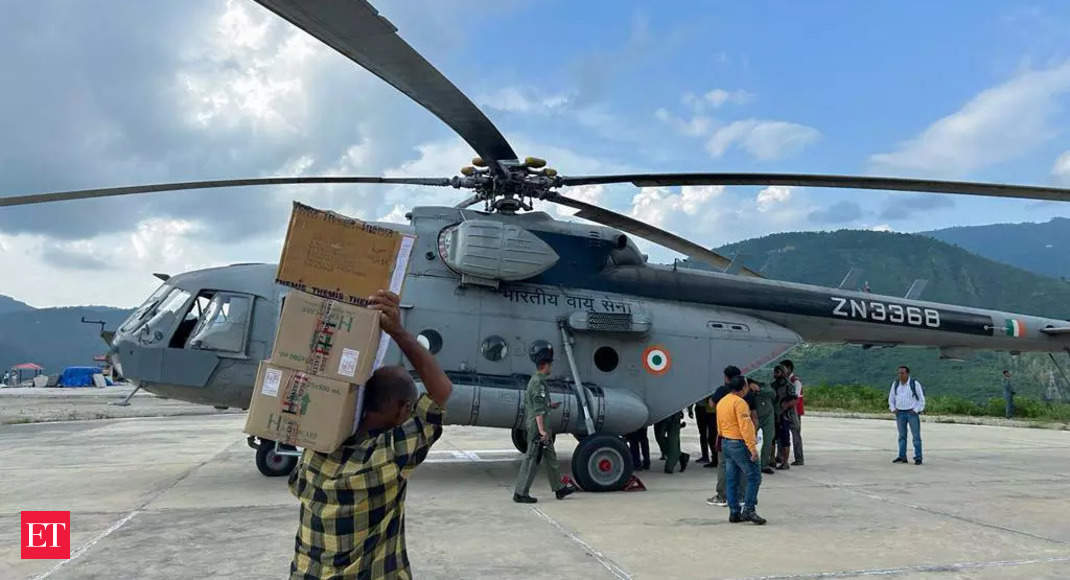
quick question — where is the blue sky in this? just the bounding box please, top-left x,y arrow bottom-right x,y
1,1 -> 1069,306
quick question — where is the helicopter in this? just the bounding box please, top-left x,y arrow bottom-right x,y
6,0 -> 1070,490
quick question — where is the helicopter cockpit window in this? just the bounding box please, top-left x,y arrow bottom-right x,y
137,288 -> 192,345
188,294 -> 252,353
170,293 -> 213,348
120,283 -> 171,334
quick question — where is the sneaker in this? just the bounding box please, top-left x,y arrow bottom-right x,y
791,460 -> 804,466
555,485 -> 577,500
729,512 -> 742,523
742,509 -> 767,525
914,458 -> 923,465
706,495 -> 728,507
703,462 -> 717,468
698,456 -> 710,465
892,457 -> 907,464
761,467 -> 775,475
680,453 -> 690,472
776,462 -> 790,470
513,494 -> 537,504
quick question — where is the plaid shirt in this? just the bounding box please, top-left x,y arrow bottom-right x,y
289,394 -> 444,579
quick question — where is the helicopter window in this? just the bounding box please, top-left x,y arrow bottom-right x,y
481,335 -> 508,362
594,346 -> 619,373
120,283 -> 172,333
188,294 -> 252,353
138,289 -> 192,345
171,293 -> 213,348
417,329 -> 443,354
528,340 -> 553,364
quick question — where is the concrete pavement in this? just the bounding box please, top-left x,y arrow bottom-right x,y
2,414 -> 1070,579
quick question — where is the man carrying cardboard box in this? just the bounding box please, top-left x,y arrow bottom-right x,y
289,290 -> 452,580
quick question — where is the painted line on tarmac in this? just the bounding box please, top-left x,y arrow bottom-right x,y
738,554 -> 1070,579
530,506 -> 632,580
424,449 -> 519,463
30,440 -> 239,580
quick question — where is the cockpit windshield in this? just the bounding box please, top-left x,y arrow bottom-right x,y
119,283 -> 172,334
138,288 -> 192,345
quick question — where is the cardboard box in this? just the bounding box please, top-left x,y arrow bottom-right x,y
276,202 -> 416,307
270,291 -> 381,385
244,362 -> 360,452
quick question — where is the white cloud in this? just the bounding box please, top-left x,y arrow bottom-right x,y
628,186 -> 725,227
870,61 -> 1070,176
756,186 -> 793,212
654,108 -> 712,137
869,224 -> 894,232
478,87 -> 571,114
706,120 -> 820,160
683,89 -> 752,111
1054,151 -> 1070,184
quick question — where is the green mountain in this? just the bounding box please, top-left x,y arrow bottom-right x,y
923,217 -> 1070,280
691,230 -> 1070,402
0,305 -> 133,374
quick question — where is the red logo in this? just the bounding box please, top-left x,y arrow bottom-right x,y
21,511 -> 70,559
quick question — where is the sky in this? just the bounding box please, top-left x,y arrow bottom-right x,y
2,0 -> 1070,308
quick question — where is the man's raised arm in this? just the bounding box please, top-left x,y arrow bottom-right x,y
369,290 -> 453,406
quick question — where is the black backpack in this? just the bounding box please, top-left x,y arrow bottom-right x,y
892,378 -> 919,400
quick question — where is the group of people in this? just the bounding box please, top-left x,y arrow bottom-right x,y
280,289 -> 935,577
623,360 -> 806,524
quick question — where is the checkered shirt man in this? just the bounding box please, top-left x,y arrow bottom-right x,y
289,393 -> 444,579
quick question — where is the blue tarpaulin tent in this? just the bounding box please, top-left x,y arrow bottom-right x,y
58,366 -> 109,387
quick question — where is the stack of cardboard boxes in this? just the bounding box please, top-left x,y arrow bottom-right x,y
244,202 -> 415,453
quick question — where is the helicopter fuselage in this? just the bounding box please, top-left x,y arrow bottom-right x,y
109,205 -> 1070,438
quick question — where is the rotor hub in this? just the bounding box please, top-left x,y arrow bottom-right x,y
451,157 -> 561,213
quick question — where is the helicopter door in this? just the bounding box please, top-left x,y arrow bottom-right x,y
159,292 -> 253,387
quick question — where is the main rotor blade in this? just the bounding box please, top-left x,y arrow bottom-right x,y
254,0 -> 517,171
549,193 -> 762,278
559,173 -> 1070,201
0,176 -> 452,207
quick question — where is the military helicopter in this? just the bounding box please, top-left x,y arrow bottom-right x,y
7,0 -> 1070,489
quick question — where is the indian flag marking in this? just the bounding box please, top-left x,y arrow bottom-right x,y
642,345 -> 672,375
1004,319 -> 1025,337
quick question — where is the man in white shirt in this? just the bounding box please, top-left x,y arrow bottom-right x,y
888,365 -> 925,465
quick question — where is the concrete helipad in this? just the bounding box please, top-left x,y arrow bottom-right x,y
2,413 -> 1070,579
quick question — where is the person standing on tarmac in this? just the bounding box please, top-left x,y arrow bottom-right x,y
689,397 -> 715,465
716,375 -> 766,525
654,410 -> 691,473
709,366 -> 747,507
748,378 -> 777,475
781,359 -> 805,466
771,364 -> 798,470
1002,370 -> 1016,419
513,350 -> 578,503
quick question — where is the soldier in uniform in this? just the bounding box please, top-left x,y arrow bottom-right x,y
513,350 -> 578,503
654,410 -> 691,473
748,378 -> 777,474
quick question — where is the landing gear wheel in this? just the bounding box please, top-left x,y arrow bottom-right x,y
511,428 -> 528,454
570,434 -> 633,492
255,439 -> 298,477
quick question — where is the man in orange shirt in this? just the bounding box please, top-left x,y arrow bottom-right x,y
715,375 -> 767,525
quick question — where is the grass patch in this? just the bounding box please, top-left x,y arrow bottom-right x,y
807,384 -> 1070,422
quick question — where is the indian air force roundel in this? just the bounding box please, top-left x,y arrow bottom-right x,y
642,345 -> 671,375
